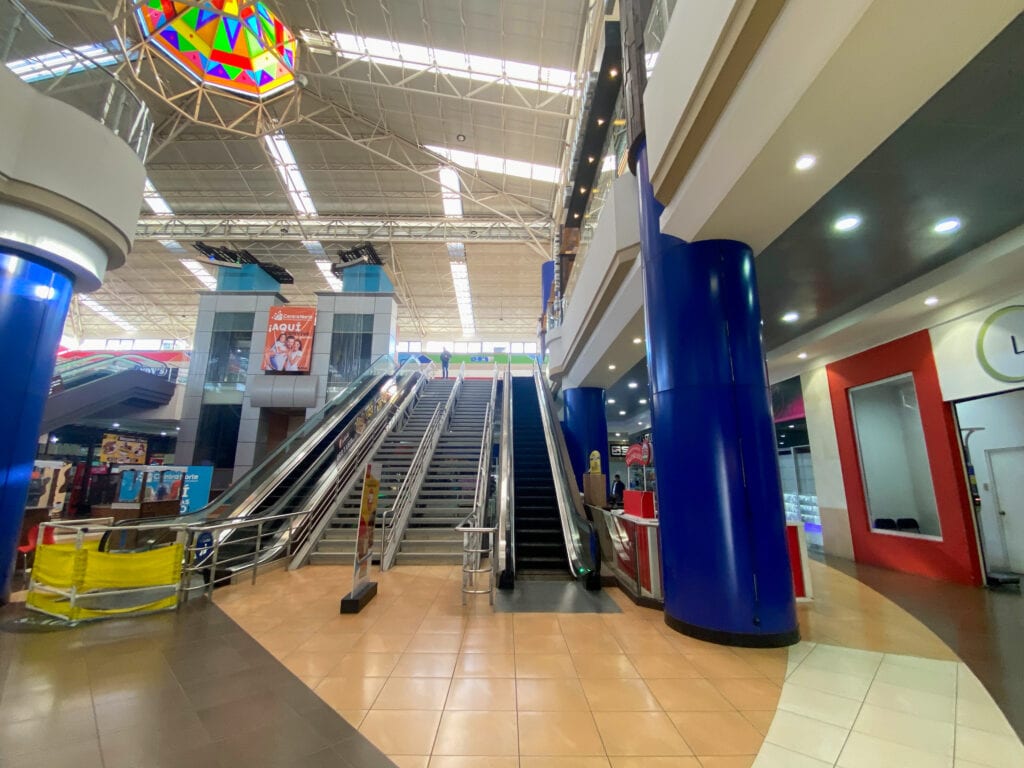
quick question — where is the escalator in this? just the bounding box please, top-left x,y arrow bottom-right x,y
103,356 -> 428,575
42,355 -> 178,434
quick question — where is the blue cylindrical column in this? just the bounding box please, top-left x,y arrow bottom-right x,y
636,141 -> 798,647
0,250 -> 74,601
562,387 -> 610,492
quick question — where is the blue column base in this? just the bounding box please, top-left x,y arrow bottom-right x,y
665,613 -> 801,649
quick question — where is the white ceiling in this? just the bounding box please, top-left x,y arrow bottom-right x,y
24,0 -> 593,342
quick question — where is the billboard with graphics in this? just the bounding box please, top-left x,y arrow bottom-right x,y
262,306 -> 316,372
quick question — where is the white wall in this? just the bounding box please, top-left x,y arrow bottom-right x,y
955,388 -> 1024,571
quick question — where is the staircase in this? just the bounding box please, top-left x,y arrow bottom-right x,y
397,379 -> 493,565
511,377 -> 568,574
309,379 -> 454,565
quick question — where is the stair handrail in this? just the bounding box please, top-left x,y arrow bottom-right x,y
288,364 -> 432,569
380,366 -> 464,569
497,359 -> 515,582
471,365 -> 499,528
531,360 -> 594,579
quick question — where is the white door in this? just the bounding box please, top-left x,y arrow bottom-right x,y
989,447 -> 1024,573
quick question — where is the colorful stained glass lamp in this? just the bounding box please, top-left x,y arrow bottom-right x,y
133,0 -> 297,99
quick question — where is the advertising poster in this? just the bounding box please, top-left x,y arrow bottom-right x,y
100,433 -> 148,464
262,306 -> 316,372
144,469 -> 183,502
117,469 -> 145,503
352,464 -> 381,590
179,466 -> 215,514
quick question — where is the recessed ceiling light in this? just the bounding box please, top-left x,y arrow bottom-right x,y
573,212 -> 580,219
608,363 -> 616,370
632,337 -> 642,344
619,410 -> 626,416
588,156 -> 596,163
456,133 -> 466,142
160,431 -> 167,436
789,424 -> 795,429
615,432 -> 621,437
933,217 -> 961,234
608,398 -> 616,404
608,67 -> 619,78
834,214 -> 861,232
795,154 -> 817,171
924,296 -> 939,306
628,382 -> 638,389
580,187 -> 587,194
175,426 -> 180,431
638,421 -> 644,425
798,352 -> 808,360
112,422 -> 120,428
596,118 -> 605,126
781,311 -> 800,323
639,398 -> 648,404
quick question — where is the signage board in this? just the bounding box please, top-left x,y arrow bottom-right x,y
352,464 -> 381,592
100,433 -> 147,464
262,306 -> 316,372
180,466 -> 214,514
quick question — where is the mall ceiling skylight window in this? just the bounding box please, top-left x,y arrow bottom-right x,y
450,261 -> 476,336
159,239 -> 188,253
427,146 -> 561,184
439,167 -> 464,218
143,179 -> 173,215
180,259 -> 218,291
306,32 -> 574,95
302,240 -> 326,256
263,132 -> 317,217
78,296 -> 137,333
315,260 -> 344,292
7,41 -> 124,82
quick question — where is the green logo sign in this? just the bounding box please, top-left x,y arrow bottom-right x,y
976,305 -> 1024,383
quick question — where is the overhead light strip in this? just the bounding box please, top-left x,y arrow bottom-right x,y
179,259 -> 218,291
315,260 -> 344,291
78,296 -> 137,332
426,145 -> 560,184
143,179 -> 173,215
449,259 -> 476,336
303,31 -> 574,95
263,131 -> 318,217
7,40 -> 126,82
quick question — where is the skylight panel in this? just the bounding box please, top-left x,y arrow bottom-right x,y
78,296 -> 137,332
159,239 -> 188,253
449,258 -> 475,336
7,41 -> 124,82
313,32 -> 574,95
439,166 -> 464,218
315,260 -> 344,291
302,240 -> 326,256
263,131 -> 318,217
426,145 -> 560,184
143,179 -> 173,215
179,259 -> 218,291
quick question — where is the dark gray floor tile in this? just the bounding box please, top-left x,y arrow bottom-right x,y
494,579 -> 622,613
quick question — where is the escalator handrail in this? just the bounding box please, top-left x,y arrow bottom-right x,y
497,360 -> 515,579
531,360 -> 594,578
288,367 -> 432,569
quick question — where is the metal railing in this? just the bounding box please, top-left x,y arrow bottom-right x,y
1,0 -> 152,160
496,361 -> 515,584
380,363 -> 464,569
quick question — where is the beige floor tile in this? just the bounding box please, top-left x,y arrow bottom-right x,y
741,709 -> 776,734
280,650 -> 344,678
778,682 -> 863,729
373,677 -> 452,710
445,677 -> 516,710
647,678 -> 733,711
955,696 -> 1016,736
429,757 -> 518,768
837,731 -> 952,768
799,645 -> 883,679
516,678 -> 590,711
338,709 -> 366,728
515,653 -> 578,678
581,677 -> 660,711
392,653 -> 459,678
853,703 -> 954,756
359,709 -> 442,755
514,615 -> 563,635
594,711 -> 693,756
294,632 -> 364,654
389,755 -> 429,768
764,709 -> 849,763
461,633 -> 516,654
785,665 -> 872,701
614,633 -> 678,655
334,652 -> 403,678
314,676 -> 387,710
516,634 -> 571,654
668,711 -> 763,756
522,758 -> 611,768
955,724 -> 1024,768
563,633 -> 625,655
712,677 -> 782,710
609,759 -> 701,767
572,654 -> 640,678
518,710 -> 605,756
406,633 -> 465,654
418,618 -> 467,634
453,653 -> 516,678
686,652 -> 764,680
873,660 -> 956,698
697,759 -> 756,768
752,743 -> 831,767
432,710 -> 518,756
349,632 -> 414,654
627,654 -> 702,679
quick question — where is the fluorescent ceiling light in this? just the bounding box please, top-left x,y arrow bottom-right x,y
607,398 -> 616,404
798,352 -> 808,360
615,432 -> 621,437
833,214 -> 861,232
263,132 -> 318,217
7,40 -> 124,82
180,259 -> 218,291
315,260 -> 344,291
449,258 -> 475,336
427,145 -> 560,184
439,166 -> 463,218
619,410 -> 626,415
313,32 -> 574,95
628,382 -> 638,389
933,218 -> 961,234
924,296 -> 939,306
302,240 -> 326,256
794,154 -> 817,171
632,337 -> 643,344
159,239 -> 187,253
143,179 -> 173,216
639,398 -> 648,404
781,311 -> 800,323
78,296 -> 137,332
608,364 -> 616,370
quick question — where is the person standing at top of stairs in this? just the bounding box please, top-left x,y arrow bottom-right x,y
440,348 -> 452,379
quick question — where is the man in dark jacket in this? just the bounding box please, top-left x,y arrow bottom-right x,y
440,348 -> 452,378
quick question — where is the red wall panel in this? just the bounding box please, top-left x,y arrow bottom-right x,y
827,330 -> 982,585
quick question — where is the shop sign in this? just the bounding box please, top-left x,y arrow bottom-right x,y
976,305 -> 1024,383
262,306 -> 316,372
625,439 -> 653,467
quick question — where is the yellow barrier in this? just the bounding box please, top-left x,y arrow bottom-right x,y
26,536 -> 184,622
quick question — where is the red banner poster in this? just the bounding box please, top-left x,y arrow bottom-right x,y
263,306 -> 316,372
